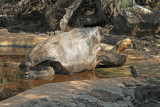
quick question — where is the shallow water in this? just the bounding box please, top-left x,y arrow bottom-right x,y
0,47 -> 98,101
0,47 -> 160,101
0,47 -> 28,101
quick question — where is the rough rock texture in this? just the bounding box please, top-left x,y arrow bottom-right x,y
135,0 -> 160,11
1,76 -> 160,107
113,10 -> 160,37
0,0 -> 49,33
45,0 -> 118,31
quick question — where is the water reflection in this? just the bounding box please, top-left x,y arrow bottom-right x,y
0,47 -> 98,101
0,54 -> 28,101
95,49 -> 160,78
0,47 -> 159,101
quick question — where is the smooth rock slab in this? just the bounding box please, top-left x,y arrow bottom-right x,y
0,78 -> 133,107
1,76 -> 160,107
0,33 -> 48,47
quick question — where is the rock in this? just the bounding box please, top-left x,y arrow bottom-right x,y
1,76 -> 160,107
136,0 -> 160,11
0,34 -> 48,47
0,28 -> 9,35
113,9 -> 160,37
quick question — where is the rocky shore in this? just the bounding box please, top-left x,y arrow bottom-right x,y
1,76 -> 160,107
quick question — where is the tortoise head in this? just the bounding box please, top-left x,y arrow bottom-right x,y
122,38 -> 131,47
114,38 -> 131,54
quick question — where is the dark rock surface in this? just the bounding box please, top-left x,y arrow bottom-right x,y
113,10 -> 160,37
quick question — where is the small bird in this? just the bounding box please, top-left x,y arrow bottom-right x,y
129,66 -> 138,77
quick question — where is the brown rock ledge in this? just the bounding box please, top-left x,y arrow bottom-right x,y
0,33 -> 48,47
1,76 -> 160,107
